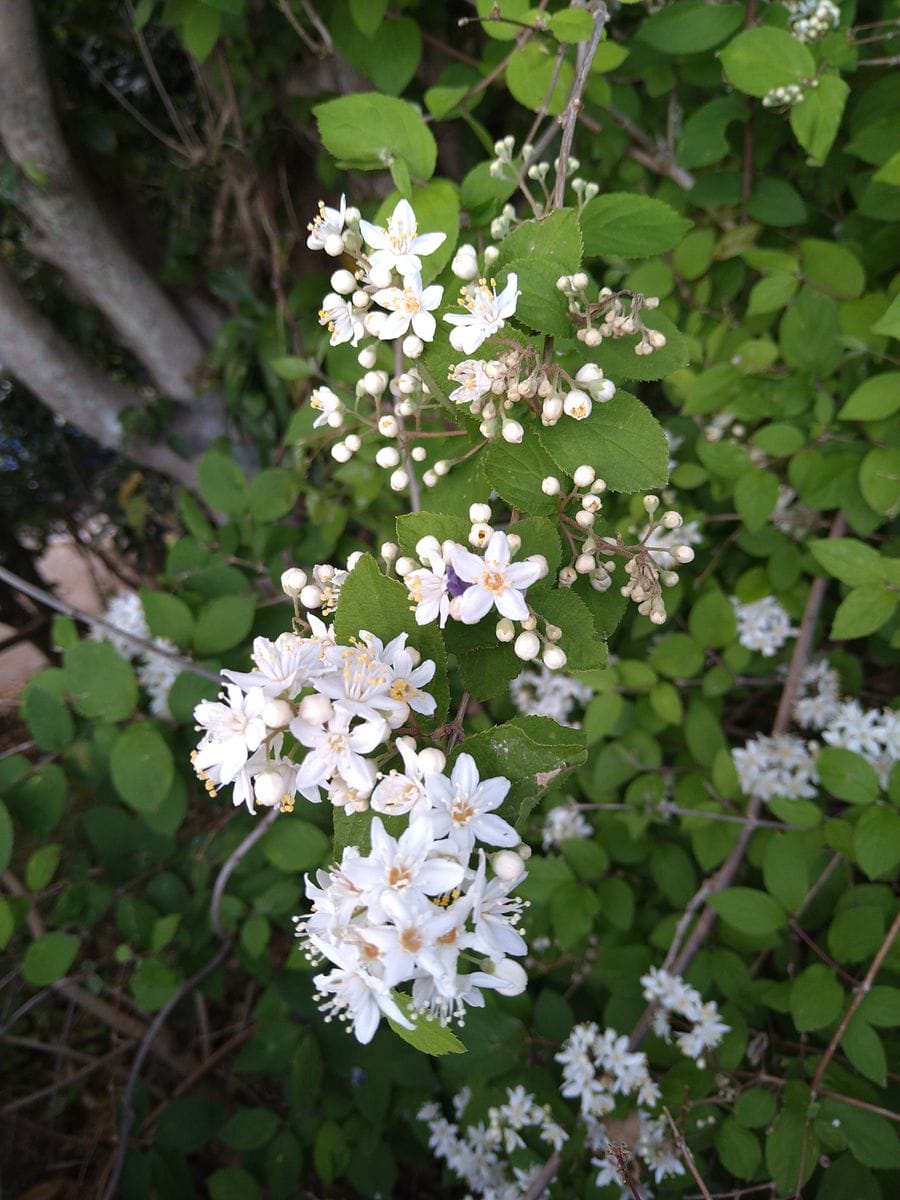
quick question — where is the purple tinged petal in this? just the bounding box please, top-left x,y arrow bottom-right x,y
450,545 -> 486,583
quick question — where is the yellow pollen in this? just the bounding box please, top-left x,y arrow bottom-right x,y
400,928 -> 423,952
387,865 -> 411,888
481,569 -> 506,595
390,679 -> 415,701
280,794 -> 295,814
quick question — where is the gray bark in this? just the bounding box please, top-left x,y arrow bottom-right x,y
0,0 -> 208,403
0,260 -> 198,488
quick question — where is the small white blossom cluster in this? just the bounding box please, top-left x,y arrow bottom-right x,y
822,701 -> 900,787
295,750 -> 531,1042
556,487 -> 695,626
762,80 -> 816,108
772,485 -> 819,540
732,595 -> 797,657
788,0 -> 841,42
589,1114 -> 685,1192
487,134 -> 592,224
641,967 -> 731,1065
92,591 -> 179,718
511,667 -> 593,727
793,659 -> 842,730
541,800 -> 593,849
395,514 -> 568,668
449,350 -> 615,436
418,1085 -> 567,1200
557,1022 -> 661,1120
733,732 -> 820,801
643,516 -> 703,571
557,278 -> 666,356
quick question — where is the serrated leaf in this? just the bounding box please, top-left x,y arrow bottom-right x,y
388,992 -> 466,1054
841,1016 -> 887,1086
494,209 -> 583,275
193,594 -> 256,656
313,94 -> 436,180
529,589 -> 607,671
790,75 -> 849,165
640,0 -> 743,54
22,931 -> 80,985
198,451 -> 247,515
839,372 -> 900,421
181,3 -> 220,62
110,723 -> 175,813
859,448 -> 900,518
483,438 -> 560,516
64,641 -> 137,722
808,538 -> 886,586
506,42 -> 573,115
498,257 -> 571,337
710,887 -> 786,936
720,27 -> 815,98
581,193 -> 692,259
817,746 -> 880,804
538,390 -> 669,493
854,806 -> 900,878
790,963 -> 844,1031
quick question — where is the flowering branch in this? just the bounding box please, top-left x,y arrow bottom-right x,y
551,2 -> 609,208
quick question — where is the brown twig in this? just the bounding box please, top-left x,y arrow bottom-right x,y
520,1151 -> 562,1200
663,1107 -> 713,1200
551,3 -> 609,208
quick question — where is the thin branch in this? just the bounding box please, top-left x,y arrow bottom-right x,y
810,910 -> 900,1098
586,108 -> 695,190
551,3 -> 609,208
0,563 -> 221,684
1,1044 -> 133,1116
520,1151 -> 561,1200
663,1107 -> 713,1200
210,807 -> 280,939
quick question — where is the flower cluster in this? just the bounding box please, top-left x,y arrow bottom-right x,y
395,511 -> 567,668
556,1022 -> 660,1120
787,0 -> 841,42
511,666 -> 593,727
641,966 -> 731,1065
92,590 -> 179,718
541,800 -> 593,849
733,732 -> 820,801
418,1086 -> 567,1200
557,277 -> 667,356
295,751 -> 531,1042
590,1114 -> 685,1192
762,80 -> 815,108
732,594 -> 797,657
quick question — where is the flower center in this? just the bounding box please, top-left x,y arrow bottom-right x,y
387,864 -> 411,889
400,928 -> 423,953
400,289 -> 421,315
451,800 -> 474,825
481,570 -> 507,595
389,678 -> 414,701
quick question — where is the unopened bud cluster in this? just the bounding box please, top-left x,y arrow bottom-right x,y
486,134 -> 586,223
558,279 -> 666,357
762,80 -> 816,108
787,0 -> 840,42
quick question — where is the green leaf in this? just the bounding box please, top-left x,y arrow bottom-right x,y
715,1117 -> 761,1180
734,469 -> 779,533
538,390 -> 669,493
248,468 -> 300,522
871,293 -> 900,338
581,194 -> 692,259
260,819 -> 330,872
808,538 -> 886,586
267,355 -> 315,381
678,96 -> 746,169
529,589 -> 607,672
220,1108 -> 280,1151
593,312 -> 690,382
494,209 -> 583,275
193,594 -> 256,656
349,0 -> 387,37
458,716 -> 587,829
639,0 -> 744,54
828,906 -> 885,964
25,843 -> 62,891
688,590 -> 736,648
790,963 -> 844,1031
860,448 -> 900,517
22,931 -> 80,985
476,0 -> 529,40
817,1099 -> 900,1169
181,2 -> 220,62
854,806 -> 900,878
64,641 -> 137,722
110,723 -> 176,813
800,239 -> 865,299
859,985 -> 900,1028
780,286 -> 842,376
21,682 -> 74,751
483,438 -> 560,516
506,42 -> 573,116
766,1082 -> 817,1195
387,992 -> 466,1054
838,372 -> 900,421
140,590 -> 194,646
499,257 -> 571,337
841,1016 -> 886,1087
790,75 -> 849,165
333,555 -> 449,728
746,272 -> 799,316
830,586 -> 897,640
719,27 -> 815,98
817,747 -> 880,804
710,887 -> 787,936
735,1087 -> 776,1129
648,633 -> 704,679
131,958 -> 180,1012
198,451 -> 247,515
549,8 -> 594,42
313,94 -> 437,180
206,1168 -> 261,1200
156,1098 -> 225,1153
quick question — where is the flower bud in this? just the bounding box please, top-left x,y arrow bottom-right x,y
451,243 -> 479,281
490,958 -> 528,995
411,446 -> 427,462
298,693 -> 333,724
514,631 -> 541,661
492,850 -> 526,882
507,533 -> 522,554
331,441 -> 351,462
395,556 -> 417,577
674,545 -> 695,564
542,645 -> 567,670
346,551 -> 362,570
263,699 -> 294,728
501,419 -> 524,444
575,553 -> 596,574
643,495 -> 660,514
381,542 -> 399,561
572,271 -> 589,291
330,269 -> 355,295
402,334 -> 424,359
254,771 -> 288,808
417,747 -> 446,775
344,433 -> 361,453
527,554 -> 549,579
469,502 -> 492,523
573,464 -> 596,487
469,522 -> 493,548
584,328 -> 602,347
324,233 -> 344,257
390,468 -> 409,492
357,345 -> 377,369
434,459 -> 450,477
375,446 -> 400,469
563,390 -> 592,421
368,263 -> 393,289
575,510 -> 595,528
378,414 -> 399,437
363,370 -> 388,396
496,617 -> 515,643
575,363 -> 604,386
423,470 -> 438,487
416,535 -> 441,561
662,510 -> 683,529
281,567 -> 308,596
541,475 -> 561,496
484,245 -> 499,266
558,566 -> 577,587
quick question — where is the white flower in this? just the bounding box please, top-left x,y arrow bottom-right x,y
307,194 -> 346,253
425,753 -> 518,854
94,591 -> 150,659
341,816 -> 465,917
310,936 -> 414,1044
309,385 -> 344,429
542,801 -> 592,848
732,595 -> 796,657
823,699 -> 886,760
291,703 -> 388,800
448,358 -> 493,407
137,637 -> 179,718
371,271 -> 443,342
371,736 -> 429,816
451,531 -> 542,624
318,293 -> 364,347
444,275 -> 520,354
223,632 -> 317,697
193,685 -> 267,785
359,198 -> 446,276
406,551 -> 453,629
